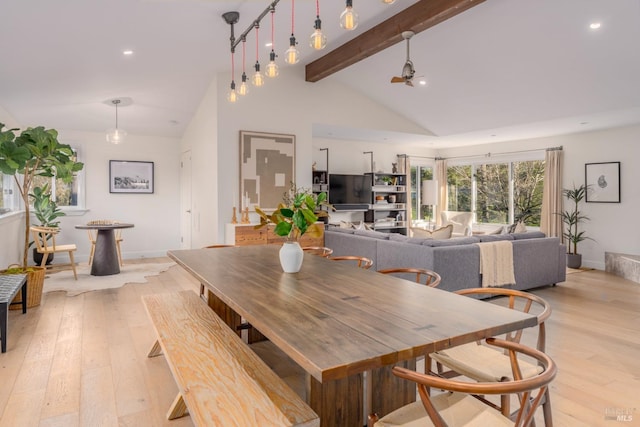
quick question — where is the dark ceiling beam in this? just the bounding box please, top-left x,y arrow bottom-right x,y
305,0 -> 485,82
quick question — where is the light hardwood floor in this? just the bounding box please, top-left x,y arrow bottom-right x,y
1,264 -> 638,427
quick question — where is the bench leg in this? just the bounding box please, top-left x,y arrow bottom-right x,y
147,340 -> 163,358
167,393 -> 188,420
21,282 -> 27,314
1,303 -> 7,353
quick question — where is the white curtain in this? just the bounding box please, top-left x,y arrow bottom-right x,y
435,159 -> 448,226
540,148 -> 563,238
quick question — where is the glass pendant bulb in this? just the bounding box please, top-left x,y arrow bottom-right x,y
227,80 -> 238,103
252,61 -> 265,87
106,128 -> 127,144
310,18 -> 327,50
106,99 -> 126,144
340,0 -> 358,30
238,72 -> 249,96
265,50 -> 279,78
285,35 -> 300,64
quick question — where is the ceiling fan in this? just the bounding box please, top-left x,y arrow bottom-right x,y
391,31 -> 416,87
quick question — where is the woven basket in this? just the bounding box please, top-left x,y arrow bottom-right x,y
2,265 -> 47,309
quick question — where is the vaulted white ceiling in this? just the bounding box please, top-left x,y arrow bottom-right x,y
1,0 -> 638,149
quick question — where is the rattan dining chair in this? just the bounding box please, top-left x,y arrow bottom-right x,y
368,337 -> 557,427
428,288 -> 553,426
378,267 -> 442,288
302,246 -> 333,258
330,255 -> 373,269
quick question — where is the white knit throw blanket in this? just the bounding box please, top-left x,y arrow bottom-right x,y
477,241 -> 516,287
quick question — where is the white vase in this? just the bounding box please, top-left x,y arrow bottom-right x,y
279,241 -> 304,273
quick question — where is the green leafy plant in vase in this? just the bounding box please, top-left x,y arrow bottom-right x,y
255,185 -> 330,273
30,183 -> 66,265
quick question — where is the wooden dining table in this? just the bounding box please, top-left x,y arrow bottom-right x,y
168,245 -> 537,427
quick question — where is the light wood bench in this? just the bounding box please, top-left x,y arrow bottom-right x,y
142,290 -> 319,427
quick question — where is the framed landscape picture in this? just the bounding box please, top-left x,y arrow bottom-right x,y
585,161 -> 620,203
109,160 -> 154,194
239,131 -> 295,211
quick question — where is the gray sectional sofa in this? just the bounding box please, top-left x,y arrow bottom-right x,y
325,228 -> 566,292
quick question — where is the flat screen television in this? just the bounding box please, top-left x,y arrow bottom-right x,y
328,174 -> 372,206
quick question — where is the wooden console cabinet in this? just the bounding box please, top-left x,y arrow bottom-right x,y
225,223 -> 325,247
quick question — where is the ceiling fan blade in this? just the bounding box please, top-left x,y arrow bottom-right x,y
406,80 -> 414,87
391,76 -> 405,83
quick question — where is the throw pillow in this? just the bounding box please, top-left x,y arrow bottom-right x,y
410,224 -> 453,240
506,221 -> 527,234
489,226 -> 504,235
514,221 -> 527,233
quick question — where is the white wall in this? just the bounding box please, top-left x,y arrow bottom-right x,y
439,124 -> 640,270
57,129 -> 182,261
0,120 -> 181,267
179,78 -> 219,247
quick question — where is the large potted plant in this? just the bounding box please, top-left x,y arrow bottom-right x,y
0,123 -> 83,307
559,184 -> 590,269
255,185 -> 330,273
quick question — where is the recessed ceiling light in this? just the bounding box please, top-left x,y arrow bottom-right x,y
265,42 -> 273,48
123,50 -> 134,56
589,22 -> 601,30
419,79 -> 427,86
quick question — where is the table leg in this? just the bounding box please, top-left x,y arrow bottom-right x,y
309,374 -> 363,427
371,359 -> 417,417
91,229 -> 121,276
207,290 -> 267,343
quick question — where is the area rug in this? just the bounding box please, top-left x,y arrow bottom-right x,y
566,267 -> 595,275
43,262 -> 176,296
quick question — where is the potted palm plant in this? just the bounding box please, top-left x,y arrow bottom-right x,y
0,123 -> 83,307
255,185 -> 330,273
559,184 -> 590,269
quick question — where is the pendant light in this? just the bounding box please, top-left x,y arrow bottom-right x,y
106,99 -> 127,144
264,8 -> 279,78
310,0 -> 327,50
340,0 -> 358,31
285,0 -> 300,64
239,38 -> 249,96
252,25 -> 265,87
227,51 -> 238,103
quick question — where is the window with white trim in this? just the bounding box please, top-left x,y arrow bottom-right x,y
447,156 -> 544,227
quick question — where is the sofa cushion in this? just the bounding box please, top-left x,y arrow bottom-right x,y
388,233 -> 409,242
478,234 -> 515,242
512,231 -> 546,240
327,226 -> 355,234
353,229 -> 390,240
423,236 -> 480,247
